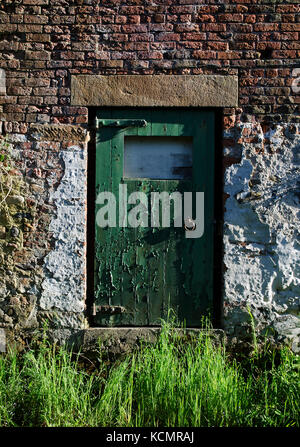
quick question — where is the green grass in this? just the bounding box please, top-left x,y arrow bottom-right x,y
0,321 -> 299,427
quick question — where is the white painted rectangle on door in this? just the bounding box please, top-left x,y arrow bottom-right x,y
124,136 -> 193,180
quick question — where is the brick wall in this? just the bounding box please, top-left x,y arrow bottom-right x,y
0,0 -> 299,349
0,0 -> 299,130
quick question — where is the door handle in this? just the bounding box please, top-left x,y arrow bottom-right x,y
184,217 -> 196,231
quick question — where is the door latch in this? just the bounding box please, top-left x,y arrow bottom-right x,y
92,304 -> 126,316
96,119 -> 147,128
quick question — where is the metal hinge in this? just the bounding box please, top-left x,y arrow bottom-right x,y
95,119 -> 147,129
92,303 -> 126,316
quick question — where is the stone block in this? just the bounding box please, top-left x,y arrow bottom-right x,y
71,74 -> 239,107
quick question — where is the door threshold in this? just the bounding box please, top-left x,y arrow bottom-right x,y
70,327 -> 225,355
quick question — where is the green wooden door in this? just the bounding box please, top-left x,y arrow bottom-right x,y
94,108 -> 215,327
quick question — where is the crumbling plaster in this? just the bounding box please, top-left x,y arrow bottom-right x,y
223,122 -> 300,351
40,145 -> 87,329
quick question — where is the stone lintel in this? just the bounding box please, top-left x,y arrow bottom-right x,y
71,75 -> 238,108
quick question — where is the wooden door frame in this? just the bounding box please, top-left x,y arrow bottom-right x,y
93,108 -> 215,326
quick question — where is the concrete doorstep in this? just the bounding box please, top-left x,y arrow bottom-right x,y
69,327 -> 226,356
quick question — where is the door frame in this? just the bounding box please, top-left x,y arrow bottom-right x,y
87,106 -> 224,328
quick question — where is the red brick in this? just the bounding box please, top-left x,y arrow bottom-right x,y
25,78 -> 50,87
127,15 -> 141,24
281,23 -> 300,32
182,33 -> 206,41
235,33 -> 258,42
176,41 -> 202,50
257,42 -> 281,50
23,0 -> 49,4
174,24 -> 199,32
272,50 -> 297,58
170,6 -> 195,14
196,5 -> 219,14
97,25 -> 121,33
166,15 -> 178,23
125,42 -> 149,51
10,14 -> 24,24
197,15 -> 216,23
0,24 -> 17,32
24,15 -> 48,24
282,42 -> 300,50
18,24 -> 43,33
244,15 -> 256,24
218,51 -> 241,60
32,87 -> 58,96
153,14 -> 165,23
25,51 -> 50,61
254,23 -> 279,32
115,16 -> 127,24
149,23 -> 173,32
106,33 -> 128,42
75,115 -> 88,124
137,51 -> 163,60
0,41 -> 20,51
89,51 -> 110,60
60,52 -> 85,60
276,5 -> 299,13
122,25 -> 148,33
192,50 -> 217,59
27,33 -> 51,42
119,6 -> 144,14
240,77 -> 259,87
228,24 -> 253,33
111,52 -> 136,60
129,34 -> 153,42
151,42 -> 175,50
272,32 -> 298,41
206,42 -> 228,51
18,96 -> 43,105
179,15 -> 192,23
156,33 -> 181,41
7,87 -> 32,96
203,23 -> 226,32
218,14 -> 244,22
282,14 -> 295,23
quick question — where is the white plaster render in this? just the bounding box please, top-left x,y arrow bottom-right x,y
223,122 -> 300,351
40,146 -> 87,320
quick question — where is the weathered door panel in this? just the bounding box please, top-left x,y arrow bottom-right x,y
95,108 -> 215,327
